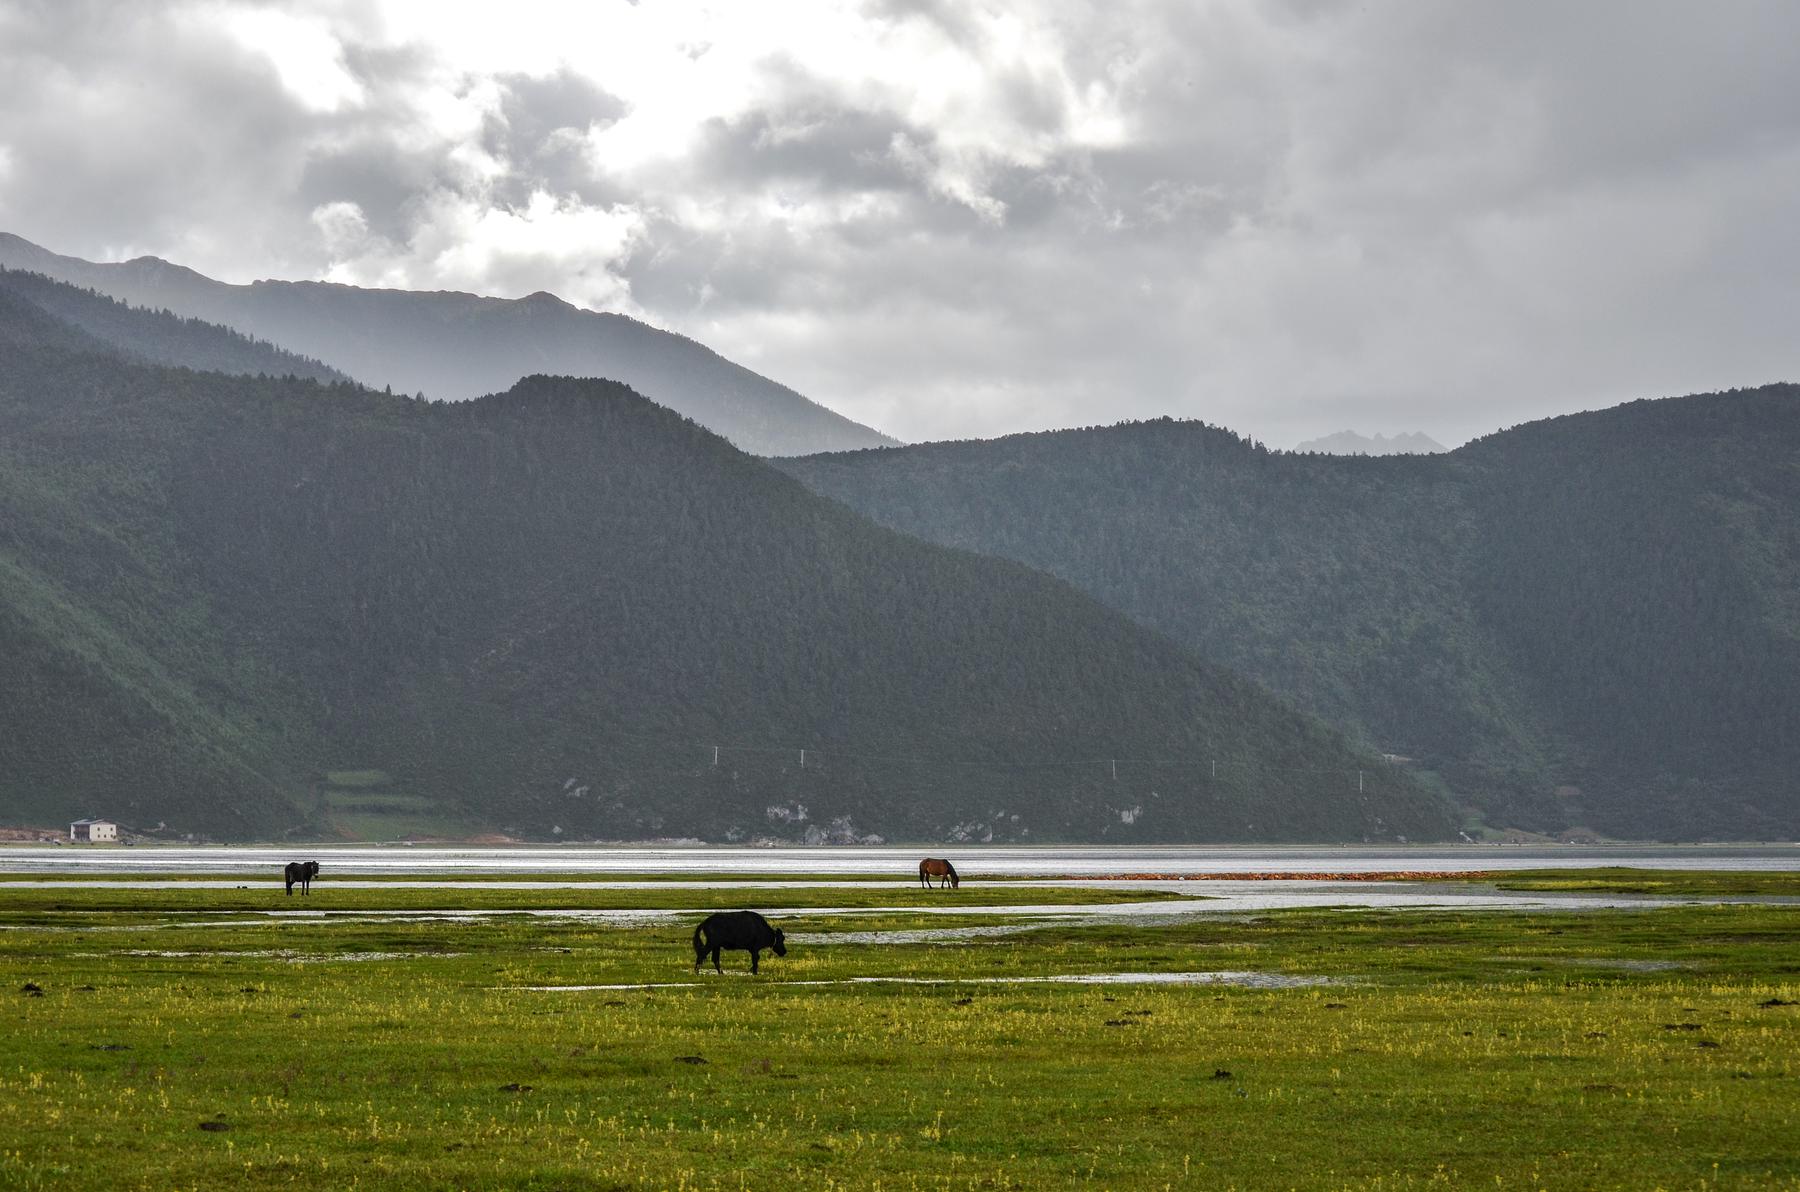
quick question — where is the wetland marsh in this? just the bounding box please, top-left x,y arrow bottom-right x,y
2,860 -> 1797,1189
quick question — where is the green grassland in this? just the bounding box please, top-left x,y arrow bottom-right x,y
324,771 -> 397,789
1,878 -> 1797,1189
0,884 -> 1181,914
316,773 -> 489,842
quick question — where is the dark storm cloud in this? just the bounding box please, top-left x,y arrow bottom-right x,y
0,3 -> 327,268
687,106 -> 917,195
296,145 -> 439,246
3,1 -> 1798,446
493,70 -> 628,154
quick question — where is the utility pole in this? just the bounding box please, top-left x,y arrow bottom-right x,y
800,748 -> 806,769
712,746 -> 719,767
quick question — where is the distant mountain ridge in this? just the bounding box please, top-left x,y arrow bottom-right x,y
1294,430 -> 1447,455
0,274 -> 1450,843
780,395 -> 1800,840
0,232 -> 895,457
0,267 -> 350,384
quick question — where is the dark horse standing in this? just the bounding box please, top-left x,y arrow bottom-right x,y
918,858 -> 959,889
692,910 -> 786,974
284,860 -> 320,896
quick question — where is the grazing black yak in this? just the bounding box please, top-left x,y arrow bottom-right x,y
283,860 -> 320,896
692,910 -> 786,974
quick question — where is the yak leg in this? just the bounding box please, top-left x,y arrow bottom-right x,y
711,947 -> 723,974
749,949 -> 760,974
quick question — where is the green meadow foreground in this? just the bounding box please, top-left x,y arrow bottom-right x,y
2,873 -> 1797,1190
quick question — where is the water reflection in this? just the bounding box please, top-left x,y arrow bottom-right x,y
3,843 -> 1797,876
6,882 -> 1786,933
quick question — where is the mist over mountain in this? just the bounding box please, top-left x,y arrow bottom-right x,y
0,267 -> 349,384
0,232 -> 894,458
0,277 -> 1448,843
1294,430 -> 1448,455
780,393 -> 1800,840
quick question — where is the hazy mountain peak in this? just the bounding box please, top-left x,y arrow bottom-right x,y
117,254 -> 216,289
0,231 -> 897,457
0,267 -> 351,383
1293,429 -> 1447,455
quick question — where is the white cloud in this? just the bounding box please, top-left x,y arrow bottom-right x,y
310,189 -> 645,310
311,199 -> 371,259
209,5 -> 365,113
5,0 -> 1800,446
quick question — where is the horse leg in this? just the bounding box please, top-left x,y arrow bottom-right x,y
711,947 -> 723,975
750,949 -> 760,974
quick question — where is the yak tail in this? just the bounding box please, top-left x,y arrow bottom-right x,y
692,922 -> 706,956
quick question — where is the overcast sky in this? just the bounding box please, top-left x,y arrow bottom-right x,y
3,1 -> 1798,447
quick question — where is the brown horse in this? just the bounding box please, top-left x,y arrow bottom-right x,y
918,858 -> 959,889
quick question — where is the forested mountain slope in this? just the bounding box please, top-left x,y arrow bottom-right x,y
0,268 -> 348,383
779,390 -> 1800,840
0,232 -> 894,456
0,293 -> 1448,842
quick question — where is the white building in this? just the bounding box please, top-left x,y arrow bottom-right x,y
70,818 -> 118,843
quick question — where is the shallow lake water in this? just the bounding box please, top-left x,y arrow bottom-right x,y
4,844 -> 1793,922
5,881 -> 1789,930
3,842 -> 1797,876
